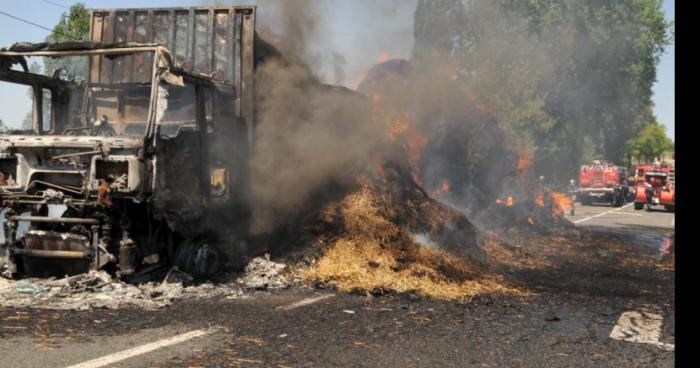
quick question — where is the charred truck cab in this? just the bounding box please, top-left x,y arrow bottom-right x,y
0,6 -> 259,279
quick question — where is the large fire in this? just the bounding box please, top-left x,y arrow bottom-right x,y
369,84 -> 428,187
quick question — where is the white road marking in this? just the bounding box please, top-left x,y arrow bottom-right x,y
612,212 -> 643,217
276,294 -> 335,311
573,203 -> 633,224
609,311 -> 674,351
65,328 -> 215,368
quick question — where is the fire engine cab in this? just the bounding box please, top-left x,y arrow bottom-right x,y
633,164 -> 675,212
578,161 -> 628,207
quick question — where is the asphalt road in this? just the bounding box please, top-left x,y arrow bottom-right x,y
0,203 -> 675,368
565,201 -> 675,232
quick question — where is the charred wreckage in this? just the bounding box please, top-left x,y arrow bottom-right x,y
0,7 -> 273,280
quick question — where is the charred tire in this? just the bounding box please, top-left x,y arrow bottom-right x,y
634,202 -> 644,210
173,239 -> 220,278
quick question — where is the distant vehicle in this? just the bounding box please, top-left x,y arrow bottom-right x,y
577,161 -> 628,207
633,164 -> 675,212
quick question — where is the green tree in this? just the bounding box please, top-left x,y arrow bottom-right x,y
43,3 -> 91,81
628,123 -> 672,163
444,0 -> 672,185
412,0 -> 469,63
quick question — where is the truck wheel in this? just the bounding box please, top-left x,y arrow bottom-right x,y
614,195 -> 624,207
666,206 -> 675,213
634,202 -> 644,210
174,238 -> 220,278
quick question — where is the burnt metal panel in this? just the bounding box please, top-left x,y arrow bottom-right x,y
90,6 -> 257,149
90,6 -> 256,87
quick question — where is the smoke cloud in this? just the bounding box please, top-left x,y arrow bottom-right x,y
245,0 -> 522,234
249,59 -> 384,233
220,0 -> 623,237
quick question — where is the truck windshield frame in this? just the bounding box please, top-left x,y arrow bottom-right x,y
0,46 -> 162,139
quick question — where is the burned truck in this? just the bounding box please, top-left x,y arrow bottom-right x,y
0,6 -> 265,278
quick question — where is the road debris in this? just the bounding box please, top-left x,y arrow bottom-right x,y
237,254 -> 289,290
0,269 -> 247,310
0,253 -> 298,310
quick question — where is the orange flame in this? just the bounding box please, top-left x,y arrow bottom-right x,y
364,69 -> 428,188
528,217 -> 535,225
374,156 -> 386,180
495,196 -> 515,207
535,191 -> 545,207
517,153 -> 533,180
387,116 -> 410,141
407,131 -> 428,186
430,180 -> 451,197
378,51 -> 391,63
550,192 -> 572,218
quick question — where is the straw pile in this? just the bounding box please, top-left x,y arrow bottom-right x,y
298,183 -> 520,300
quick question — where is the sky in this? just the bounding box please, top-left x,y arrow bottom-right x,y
0,0 -> 674,140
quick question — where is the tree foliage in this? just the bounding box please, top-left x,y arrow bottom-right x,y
44,3 -> 91,81
413,0 -> 672,185
628,123 -> 672,163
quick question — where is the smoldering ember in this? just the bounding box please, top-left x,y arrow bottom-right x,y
0,1 -> 674,367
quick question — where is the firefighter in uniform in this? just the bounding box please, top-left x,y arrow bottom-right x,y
568,179 -> 577,216
645,182 -> 654,211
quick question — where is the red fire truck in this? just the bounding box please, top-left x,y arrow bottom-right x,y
633,165 -> 675,212
578,161 -> 628,207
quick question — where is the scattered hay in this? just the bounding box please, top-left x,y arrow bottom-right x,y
481,233 -> 552,269
299,185 -> 521,300
300,238 -> 515,300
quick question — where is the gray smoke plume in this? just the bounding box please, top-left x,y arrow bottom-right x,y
246,0 -> 519,233
249,59 -> 384,234
217,0 -> 594,237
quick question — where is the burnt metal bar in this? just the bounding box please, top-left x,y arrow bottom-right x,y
126,10 -> 136,83
241,10 -> 255,154
209,9 -> 216,76
10,216 -> 100,225
0,47 -> 159,57
50,149 -> 102,160
89,12 -> 104,82
188,9 -> 196,69
11,249 -> 91,259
